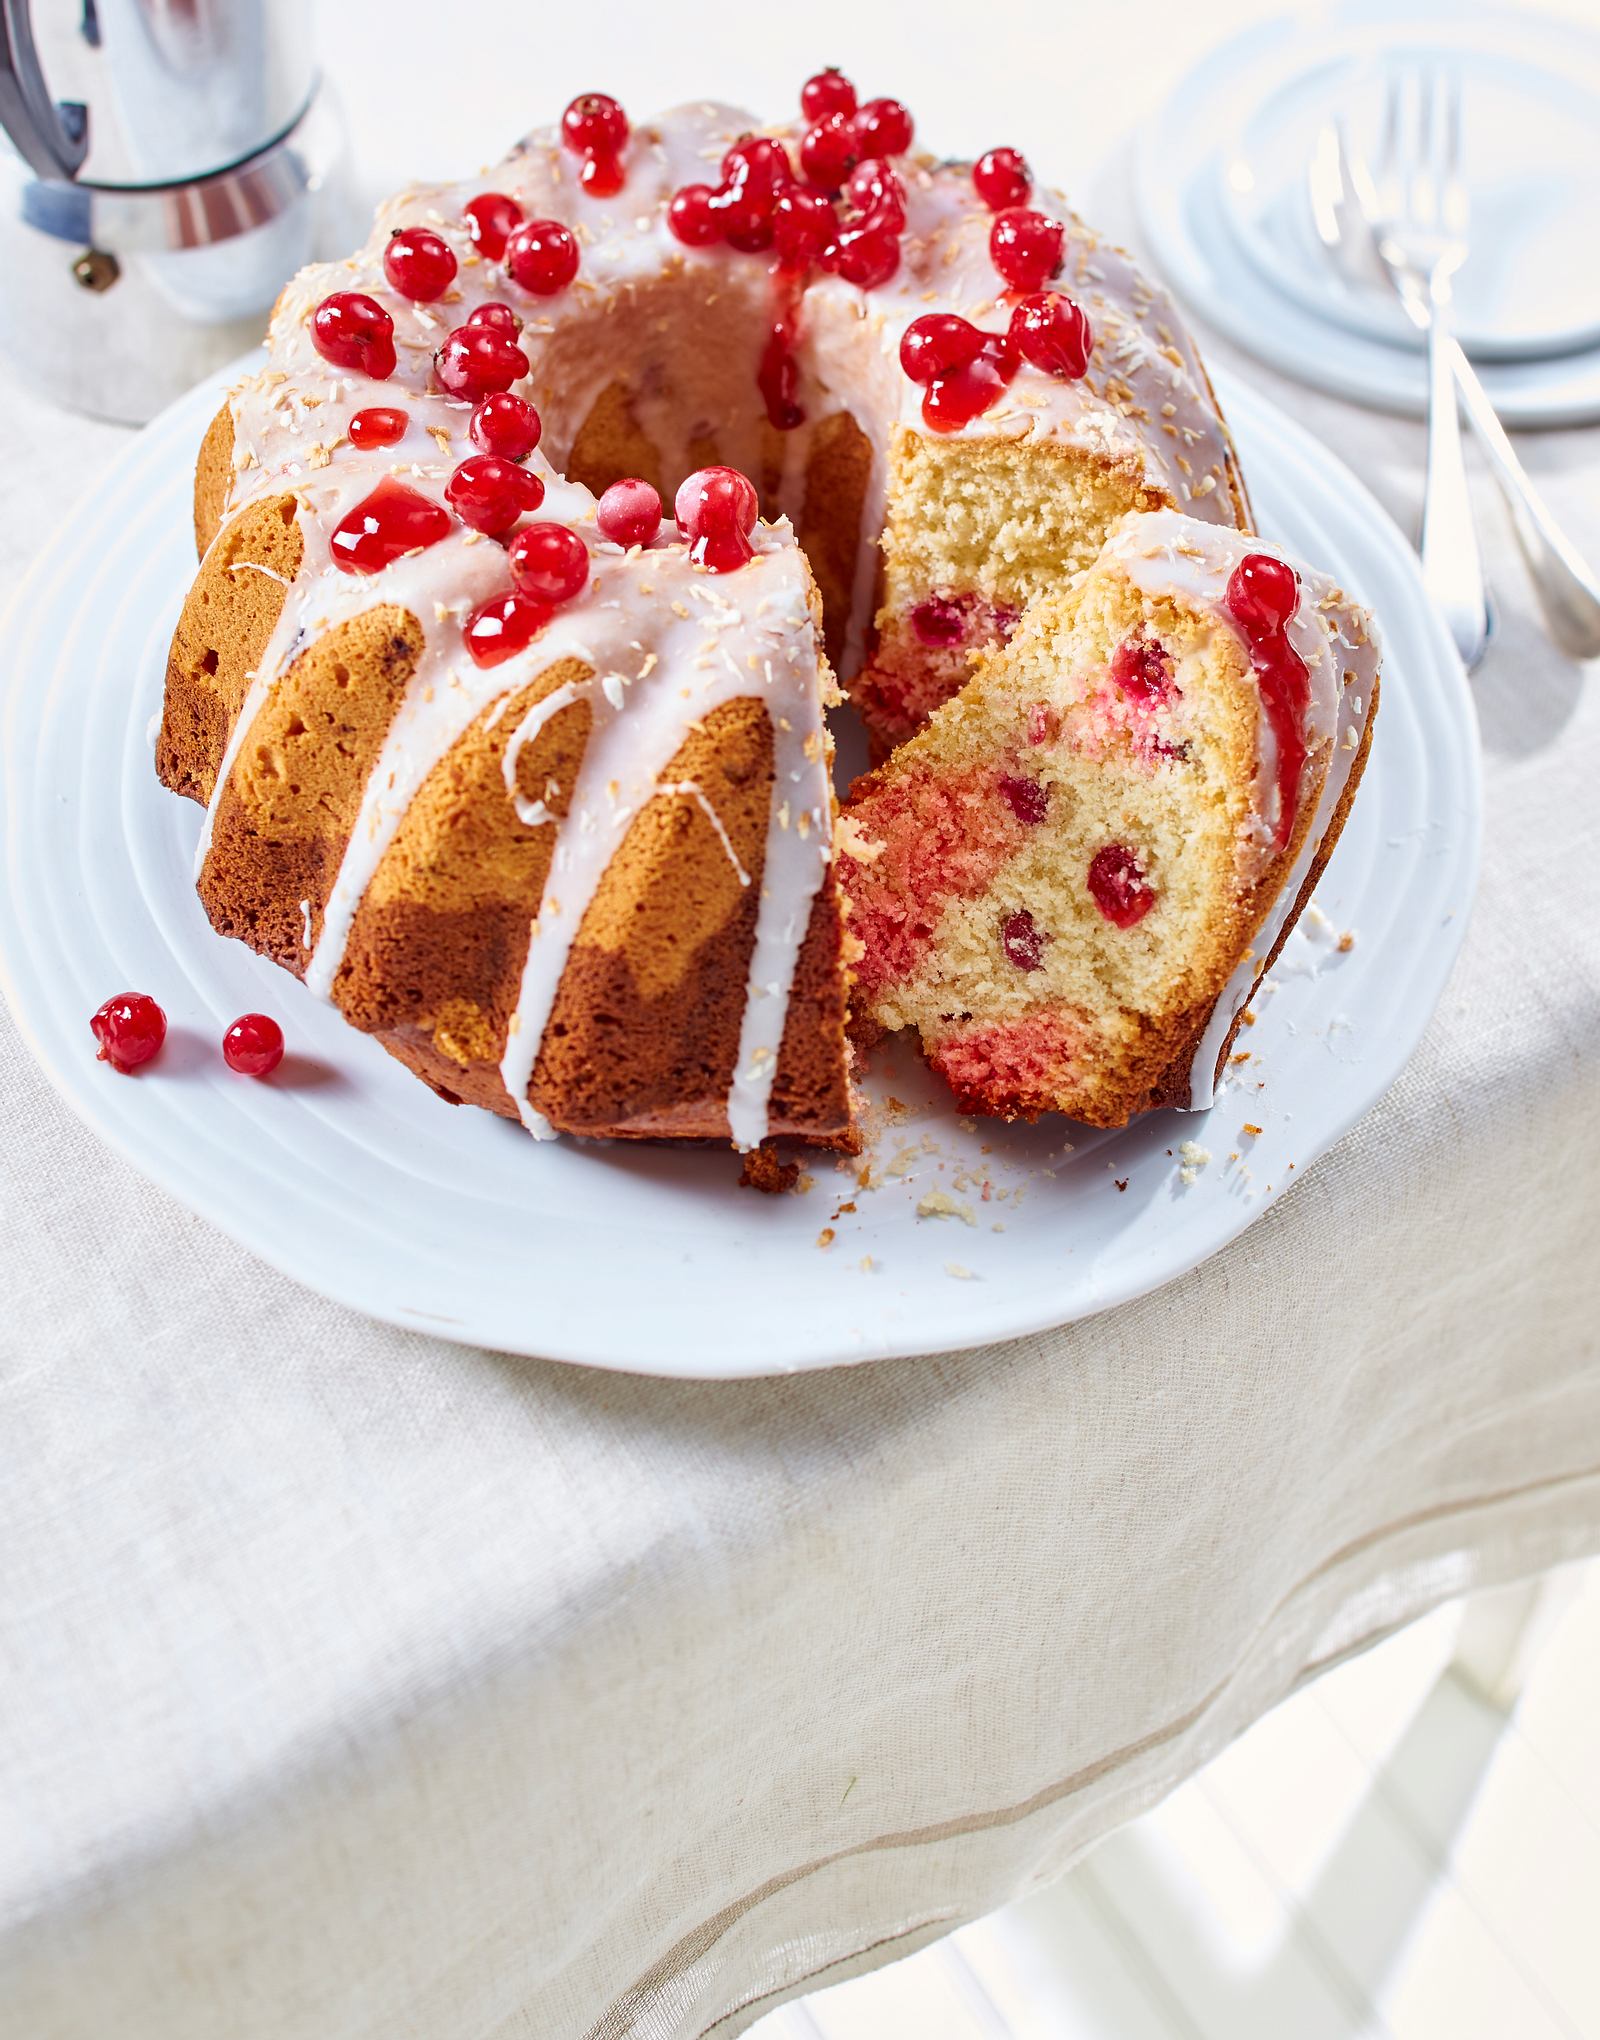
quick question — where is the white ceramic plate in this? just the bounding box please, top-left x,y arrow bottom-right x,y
1136,0 -> 1600,425
0,362 -> 1479,1377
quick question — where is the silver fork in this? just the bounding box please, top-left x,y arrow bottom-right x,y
1312,79 -> 1600,665
1345,61 -> 1490,668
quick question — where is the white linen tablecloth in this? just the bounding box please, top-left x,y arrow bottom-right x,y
3,32 -> 1599,2036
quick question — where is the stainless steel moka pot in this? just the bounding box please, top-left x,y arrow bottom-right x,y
0,0 -> 352,421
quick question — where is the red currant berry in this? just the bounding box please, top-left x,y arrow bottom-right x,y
562,93 -> 629,195
310,292 -> 396,379
668,184 -> 723,247
722,135 -> 793,195
846,157 -> 906,227
828,220 -> 901,289
222,1012 -> 284,1077
801,67 -> 857,122
467,300 -> 522,336
853,96 -> 914,158
90,992 -> 165,1073
1087,844 -> 1157,929
772,186 -> 836,268
973,147 -> 1031,211
800,112 -> 860,193
463,192 -> 524,262
998,773 -> 1049,825
596,477 -> 662,548
714,182 -> 778,254
674,465 -> 759,573
1000,908 -> 1048,971
508,522 -> 591,604
1225,553 -> 1300,634
434,323 -> 529,399
990,207 -> 1065,291
564,91 -> 628,154
330,478 -> 453,574
383,225 -> 458,301
465,591 -> 554,668
347,406 -> 409,449
921,335 -> 1018,432
445,453 -> 545,535
910,594 -> 967,646
504,218 -> 580,296
899,313 -> 984,384
469,391 -> 541,461
1008,291 -> 1093,378
1110,635 -> 1176,705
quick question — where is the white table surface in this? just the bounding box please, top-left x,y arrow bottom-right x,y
3,7 -> 1599,2038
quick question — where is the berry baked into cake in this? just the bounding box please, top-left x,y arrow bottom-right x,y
840,512 -> 1378,1124
157,73 -> 1378,1158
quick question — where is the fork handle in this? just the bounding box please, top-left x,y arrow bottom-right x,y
1448,338 -> 1600,661
1420,294 -> 1490,668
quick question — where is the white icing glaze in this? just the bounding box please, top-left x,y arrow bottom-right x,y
1096,508 -> 1380,1107
197,101 -> 1251,1145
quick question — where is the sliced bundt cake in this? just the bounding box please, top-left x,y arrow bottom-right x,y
839,510 -> 1380,1125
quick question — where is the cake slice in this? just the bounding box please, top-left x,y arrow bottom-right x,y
838,510 -> 1379,1126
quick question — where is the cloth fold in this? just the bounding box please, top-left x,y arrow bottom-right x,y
2,181 -> 1598,2040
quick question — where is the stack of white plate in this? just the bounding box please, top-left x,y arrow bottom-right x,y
1135,0 -> 1600,426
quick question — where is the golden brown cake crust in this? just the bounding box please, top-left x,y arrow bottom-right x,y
161,481 -> 857,1152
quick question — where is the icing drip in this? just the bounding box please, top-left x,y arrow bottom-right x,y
197,441 -> 830,1147
488,555 -> 828,1143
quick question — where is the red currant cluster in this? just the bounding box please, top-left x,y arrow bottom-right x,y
898,288 -> 1094,432
667,70 -> 915,291
90,995 -> 285,1077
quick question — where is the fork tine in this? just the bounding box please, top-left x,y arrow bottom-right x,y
1439,63 -> 1469,232
1410,59 -> 1439,229
1443,64 -> 1463,182
1377,61 -> 1403,194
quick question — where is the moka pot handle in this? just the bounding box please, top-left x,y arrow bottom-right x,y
0,1 -> 89,180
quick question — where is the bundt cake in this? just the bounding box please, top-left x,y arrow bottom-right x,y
157,74 -> 1370,1158
840,511 -> 1379,1125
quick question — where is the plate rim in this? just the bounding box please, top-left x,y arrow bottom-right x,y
1217,41 -> 1600,364
0,361 -> 1482,1378
1133,0 -> 1600,427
